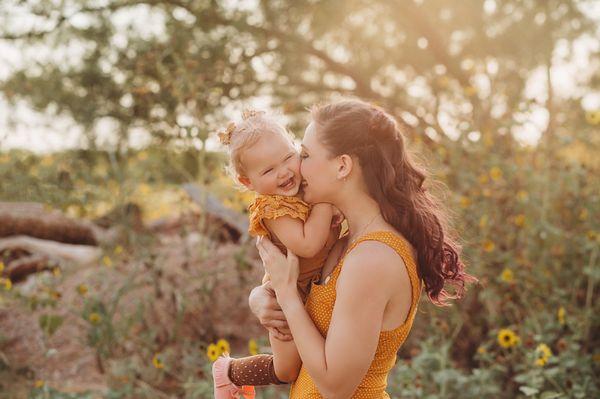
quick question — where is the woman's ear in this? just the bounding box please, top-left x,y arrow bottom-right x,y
336,154 -> 353,180
238,175 -> 254,190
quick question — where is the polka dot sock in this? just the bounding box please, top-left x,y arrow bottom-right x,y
228,354 -> 286,386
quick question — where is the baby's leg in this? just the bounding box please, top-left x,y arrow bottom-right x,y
228,353 -> 285,386
228,333 -> 301,386
269,331 -> 302,383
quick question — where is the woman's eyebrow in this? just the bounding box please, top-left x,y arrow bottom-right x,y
300,144 -> 308,151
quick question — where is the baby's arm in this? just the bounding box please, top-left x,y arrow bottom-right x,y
264,203 -> 334,258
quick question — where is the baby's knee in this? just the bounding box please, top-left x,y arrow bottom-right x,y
274,366 -> 300,384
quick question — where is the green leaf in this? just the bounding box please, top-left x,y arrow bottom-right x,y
39,314 -> 64,337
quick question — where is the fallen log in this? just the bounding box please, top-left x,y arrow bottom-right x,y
0,235 -> 101,274
0,202 -> 97,245
181,183 -> 249,243
3,254 -> 51,283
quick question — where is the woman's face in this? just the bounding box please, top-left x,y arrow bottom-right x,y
299,121 -> 339,203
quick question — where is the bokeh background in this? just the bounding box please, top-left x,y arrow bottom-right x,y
0,1 -> 598,398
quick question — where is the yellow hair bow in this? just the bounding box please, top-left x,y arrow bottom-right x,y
217,121 -> 236,145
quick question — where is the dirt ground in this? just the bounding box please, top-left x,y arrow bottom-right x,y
0,226 -> 268,398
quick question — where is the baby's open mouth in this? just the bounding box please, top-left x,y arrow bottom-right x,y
280,177 -> 295,190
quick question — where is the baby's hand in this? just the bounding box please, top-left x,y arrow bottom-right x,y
331,206 -> 344,228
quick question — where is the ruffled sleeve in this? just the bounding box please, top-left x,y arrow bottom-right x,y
248,194 -> 311,237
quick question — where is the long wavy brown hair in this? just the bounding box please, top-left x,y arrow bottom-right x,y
310,99 -> 477,306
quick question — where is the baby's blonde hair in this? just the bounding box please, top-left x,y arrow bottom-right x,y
219,109 -> 296,191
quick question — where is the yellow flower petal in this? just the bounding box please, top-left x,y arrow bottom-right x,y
500,268 -> 514,283
249,339 -> 259,356
77,284 -> 89,296
152,354 -> 164,369
1,278 -> 11,291
207,343 -> 220,362
102,256 -> 113,268
513,214 -> 526,227
497,328 -> 519,348
217,338 -> 230,355
89,313 -> 102,324
557,306 -> 566,325
489,166 -> 503,181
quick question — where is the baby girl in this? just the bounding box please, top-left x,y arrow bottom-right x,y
211,110 -> 342,398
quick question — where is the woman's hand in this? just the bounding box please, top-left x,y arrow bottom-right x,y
256,236 -> 300,298
248,281 -> 293,341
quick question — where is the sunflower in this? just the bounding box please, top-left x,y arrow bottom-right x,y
534,343 -> 552,366
497,328 -> 519,348
217,338 -> 231,355
489,166 -> 503,181
207,343 -> 220,362
249,339 -> 259,356
102,255 -> 113,268
89,312 -> 102,324
483,240 -> 495,253
513,214 -> 526,227
77,284 -> 89,296
500,268 -> 514,283
152,354 -> 164,369
1,278 -> 12,291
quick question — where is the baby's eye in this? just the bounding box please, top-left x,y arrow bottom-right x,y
300,153 -> 308,159
263,169 -> 273,175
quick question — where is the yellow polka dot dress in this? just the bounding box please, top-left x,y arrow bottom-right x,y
289,231 -> 423,398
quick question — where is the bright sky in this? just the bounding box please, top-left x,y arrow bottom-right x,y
0,1 -> 598,154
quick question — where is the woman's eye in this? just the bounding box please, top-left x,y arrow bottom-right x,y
300,153 -> 308,159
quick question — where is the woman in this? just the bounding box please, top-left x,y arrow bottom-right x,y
250,99 -> 476,398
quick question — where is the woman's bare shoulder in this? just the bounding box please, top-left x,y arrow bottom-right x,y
343,240 -> 406,278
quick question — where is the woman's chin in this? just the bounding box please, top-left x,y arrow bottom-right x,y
299,186 -> 311,203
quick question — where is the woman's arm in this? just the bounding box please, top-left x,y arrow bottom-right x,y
258,238 -> 404,398
264,203 -> 334,258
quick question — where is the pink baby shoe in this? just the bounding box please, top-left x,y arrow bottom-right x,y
212,353 -> 256,399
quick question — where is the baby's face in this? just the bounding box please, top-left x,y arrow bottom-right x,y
240,132 -> 302,196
